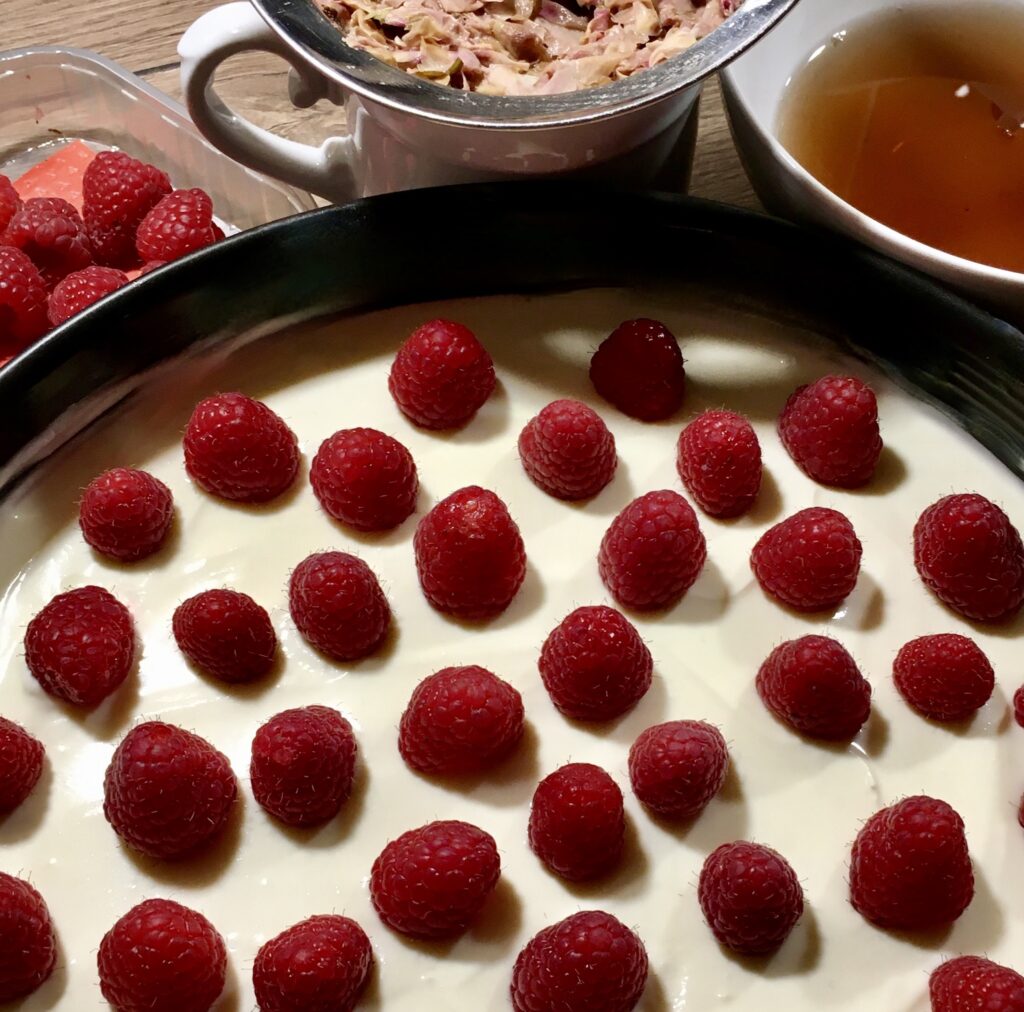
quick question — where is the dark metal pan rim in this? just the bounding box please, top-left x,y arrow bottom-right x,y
1,183 -> 1022,493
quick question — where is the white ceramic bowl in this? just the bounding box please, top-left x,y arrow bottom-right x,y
179,0 -> 798,202
719,0 -> 1024,317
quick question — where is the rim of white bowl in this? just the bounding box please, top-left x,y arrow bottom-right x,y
719,65 -> 1024,288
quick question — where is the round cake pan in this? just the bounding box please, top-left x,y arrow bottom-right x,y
1,183 -> 1022,491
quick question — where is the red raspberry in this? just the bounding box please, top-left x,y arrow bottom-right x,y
893,633 -> 994,722
511,910 -> 648,1012
82,150 -> 172,267
250,706 -> 356,827
518,399 -> 617,500
1015,685 -> 1024,728
599,490 -> 706,610
5,197 -> 93,285
78,466 -> 173,561
538,605 -> 652,721
751,506 -> 862,611
310,427 -> 418,531
698,841 -> 804,955
930,956 -> 1024,1012
103,720 -> 238,860
0,245 -> 48,351
628,720 -> 728,819
0,717 -> 45,813
0,872 -> 57,1002
778,375 -> 882,488
850,795 -> 974,931
914,493 -> 1024,623
589,318 -> 685,421
97,898 -> 226,1012
677,409 -> 762,518
756,635 -> 872,741
183,392 -> 299,503
370,819 -> 500,939
398,665 -> 524,775
172,588 -> 277,683
135,188 -> 219,263
288,551 -> 391,661
48,265 -> 129,325
388,318 -> 495,429
253,915 -> 373,1012
413,486 -> 526,620
529,763 -> 624,881
24,586 -> 135,706
0,175 -> 21,233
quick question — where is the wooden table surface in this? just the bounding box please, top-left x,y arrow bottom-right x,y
7,0 -> 760,209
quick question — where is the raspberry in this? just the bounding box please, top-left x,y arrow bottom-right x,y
751,506 -> 862,611
850,795 -> 974,931
103,720 -> 238,860
930,955 -> 1024,1011
388,318 -> 496,429
698,841 -> 804,955
97,898 -> 226,1012
914,493 -> 1024,623
48,265 -> 129,325
1015,685 -> 1024,728
310,427 -> 418,531
173,588 -> 276,683
5,197 -> 93,285
893,634 -> 995,722
78,466 -> 173,561
677,409 -> 762,518
413,486 -> 526,619
538,605 -> 652,721
598,490 -> 706,610
529,763 -> 624,881
0,175 -> 21,233
778,375 -> 882,488
370,819 -> 500,939
250,706 -> 357,827
0,245 -> 48,351
398,665 -> 524,775
288,551 -> 391,660
0,717 -> 45,813
82,150 -> 172,267
589,318 -> 685,421
628,720 -> 728,819
183,392 -> 299,503
756,635 -> 872,741
511,910 -> 648,1012
24,585 -> 135,706
253,915 -> 373,1012
518,399 -> 617,500
136,188 -> 219,263
0,872 -> 56,1003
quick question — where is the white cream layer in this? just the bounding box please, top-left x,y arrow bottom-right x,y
1,289 -> 1022,1012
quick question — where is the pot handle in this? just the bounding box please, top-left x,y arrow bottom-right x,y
178,2 -> 357,203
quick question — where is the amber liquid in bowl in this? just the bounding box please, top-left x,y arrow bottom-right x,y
778,5 -> 1024,274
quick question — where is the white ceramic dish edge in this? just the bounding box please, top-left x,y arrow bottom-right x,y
719,0 -> 1024,318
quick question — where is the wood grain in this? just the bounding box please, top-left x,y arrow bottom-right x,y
8,0 -> 760,208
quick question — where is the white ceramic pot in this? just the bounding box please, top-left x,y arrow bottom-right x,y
720,0 -> 1024,316
179,0 -> 798,202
